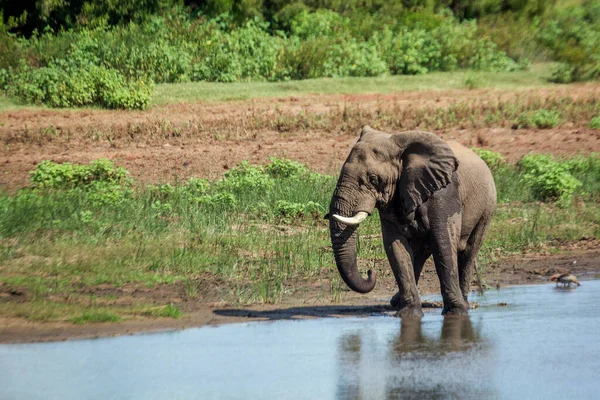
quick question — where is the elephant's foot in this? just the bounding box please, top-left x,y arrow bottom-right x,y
395,306 -> 424,318
390,291 -> 423,318
441,305 -> 469,316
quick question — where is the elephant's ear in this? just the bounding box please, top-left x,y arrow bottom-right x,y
395,133 -> 458,216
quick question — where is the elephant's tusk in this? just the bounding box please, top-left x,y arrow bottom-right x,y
331,211 -> 369,226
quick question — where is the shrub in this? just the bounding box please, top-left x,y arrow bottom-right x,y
194,193 -> 237,207
31,159 -> 129,189
564,153 -> 600,198
275,200 -> 322,221
217,161 -> 274,192
515,109 -> 560,129
86,182 -> 132,207
265,157 -> 308,178
464,73 -> 484,90
589,116 -> 600,129
472,148 -> 506,171
183,178 -> 210,196
192,21 -> 283,82
7,61 -> 152,110
549,63 -> 575,84
536,3 -> 600,82
282,35 -> 387,80
519,154 -> 581,206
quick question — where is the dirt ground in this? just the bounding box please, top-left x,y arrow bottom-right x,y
1,85 -> 600,191
1,86 -> 599,342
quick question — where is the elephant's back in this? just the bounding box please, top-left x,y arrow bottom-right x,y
448,142 -> 497,228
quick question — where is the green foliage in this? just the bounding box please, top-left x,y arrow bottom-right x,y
464,73 -> 484,89
194,192 -> 237,207
536,2 -> 600,82
265,157 -> 308,178
472,148 -> 506,171
217,161 -> 274,192
192,20 -> 284,82
0,6 -> 530,109
564,153 -> 600,198
275,200 -> 322,221
31,159 -> 129,189
519,154 -> 582,206
549,63 -> 575,84
515,109 -> 560,129
589,116 -> 600,129
6,61 -> 152,109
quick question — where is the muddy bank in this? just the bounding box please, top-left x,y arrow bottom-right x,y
1,248 -> 597,343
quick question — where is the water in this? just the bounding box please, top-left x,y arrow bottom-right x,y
1,281 -> 599,400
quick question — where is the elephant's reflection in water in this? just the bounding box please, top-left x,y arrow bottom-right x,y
335,317 -> 495,400
392,315 -> 481,357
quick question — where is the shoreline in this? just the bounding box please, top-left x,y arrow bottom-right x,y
2,248 -> 597,344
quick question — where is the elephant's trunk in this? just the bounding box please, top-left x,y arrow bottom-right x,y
329,195 -> 376,294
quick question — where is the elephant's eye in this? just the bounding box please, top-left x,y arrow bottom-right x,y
368,174 -> 380,187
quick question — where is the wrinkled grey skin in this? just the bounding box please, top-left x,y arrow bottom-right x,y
329,126 -> 496,316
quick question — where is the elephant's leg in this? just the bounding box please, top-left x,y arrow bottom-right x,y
390,248 -> 429,313
413,247 -> 432,286
430,212 -> 468,316
383,231 -> 422,317
458,218 -> 491,305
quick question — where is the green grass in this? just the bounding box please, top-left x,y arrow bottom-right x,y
153,64 -> 555,105
71,310 -> 121,324
0,154 -> 598,323
141,304 -> 183,318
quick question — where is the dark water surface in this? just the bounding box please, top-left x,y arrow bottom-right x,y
1,280 -> 599,399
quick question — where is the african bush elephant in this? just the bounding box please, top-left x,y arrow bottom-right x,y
328,126 -> 496,316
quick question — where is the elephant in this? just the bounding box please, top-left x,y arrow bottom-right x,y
328,126 -> 496,316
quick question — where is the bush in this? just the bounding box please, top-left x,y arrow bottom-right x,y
0,7 -> 526,108
282,35 -> 387,80
275,200 -> 322,221
515,109 -> 560,129
549,63 -> 575,84
191,20 -> 284,82
472,148 -> 506,171
7,61 -> 152,110
265,157 -> 308,178
536,3 -> 600,82
217,161 -> 274,192
194,192 -> 237,207
31,159 -> 129,189
564,153 -> 600,198
519,154 -> 581,206
589,116 -> 600,129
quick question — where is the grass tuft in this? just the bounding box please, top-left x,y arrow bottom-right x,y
71,311 -> 121,324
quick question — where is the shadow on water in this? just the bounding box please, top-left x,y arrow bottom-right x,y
336,316 -> 494,400
213,304 -> 394,320
213,302 -> 443,321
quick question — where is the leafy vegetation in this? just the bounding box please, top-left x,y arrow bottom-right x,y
0,154 -> 598,322
519,154 -> 582,206
2,1 -> 598,109
471,148 -> 506,171
515,109 -> 561,129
